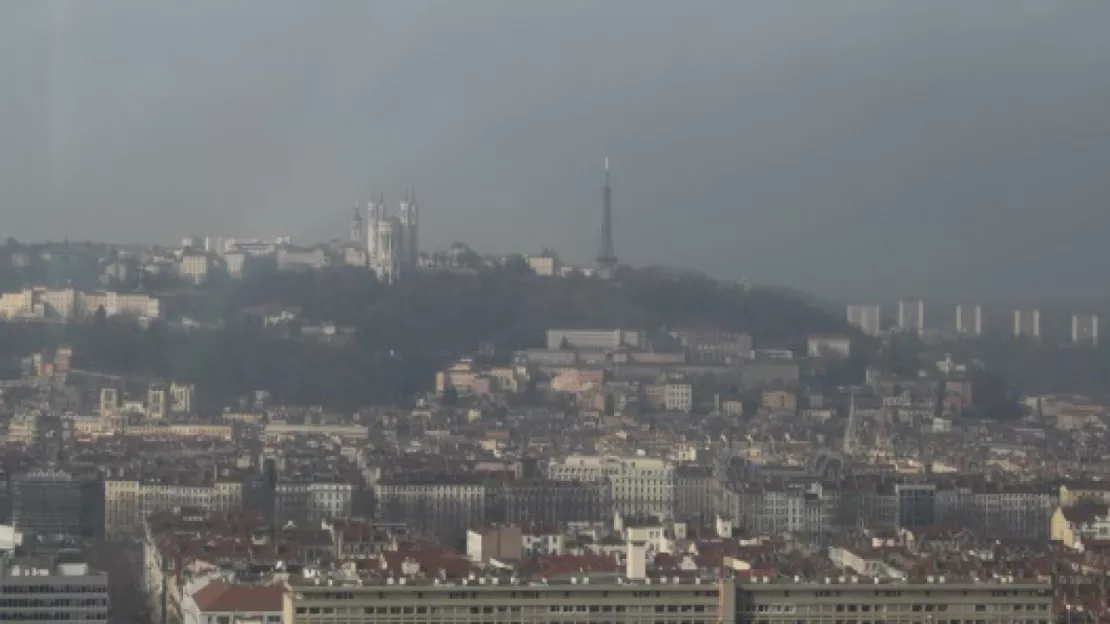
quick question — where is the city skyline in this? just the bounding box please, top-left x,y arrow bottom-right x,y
3,2 -> 1110,301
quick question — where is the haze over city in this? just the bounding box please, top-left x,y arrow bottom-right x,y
3,1 -> 1110,301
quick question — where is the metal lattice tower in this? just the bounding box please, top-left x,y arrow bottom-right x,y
596,158 -> 617,268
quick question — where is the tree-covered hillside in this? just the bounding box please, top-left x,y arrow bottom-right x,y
0,265 -> 859,412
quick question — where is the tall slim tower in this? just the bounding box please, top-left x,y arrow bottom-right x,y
366,193 -> 386,259
349,206 -> 364,246
399,189 -> 419,271
596,158 -> 617,269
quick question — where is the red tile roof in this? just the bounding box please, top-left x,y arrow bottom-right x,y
192,582 -> 283,613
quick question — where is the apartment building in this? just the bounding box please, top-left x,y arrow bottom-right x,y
1013,309 -> 1041,339
673,330 -> 754,364
846,304 -> 881,337
546,329 -> 643,351
1072,313 -> 1099,347
896,298 -> 925,333
674,465 -> 715,522
526,253 -> 560,277
735,577 -> 1052,624
548,456 -> 675,521
375,476 -> 488,537
178,250 -> 214,285
104,479 -> 243,539
284,576 -> 728,624
0,287 -> 161,321
0,552 -> 109,624
806,335 -> 851,358
501,480 -> 610,525
955,303 -> 983,336
664,381 -> 694,412
281,572 -> 1051,624
275,479 -> 354,528
276,246 -> 330,272
10,468 -> 84,538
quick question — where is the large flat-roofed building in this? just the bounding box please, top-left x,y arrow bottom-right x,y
0,553 -> 110,624
734,578 -> 1053,624
546,329 -> 643,351
846,304 -> 881,337
279,573 -> 1053,624
284,576 -> 729,624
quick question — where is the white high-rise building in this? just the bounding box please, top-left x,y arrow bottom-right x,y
365,192 -> 419,283
955,303 -> 982,336
374,217 -> 403,284
847,304 -> 881,337
366,194 -> 386,261
399,190 -> 420,270
897,298 -> 925,333
1072,313 -> 1099,347
1013,309 -> 1041,339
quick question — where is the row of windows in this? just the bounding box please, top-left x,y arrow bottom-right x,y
300,619 -> 713,624
0,612 -> 106,621
297,603 -> 716,616
742,603 -> 1050,614
0,585 -> 106,594
0,598 -> 107,607
743,620 -> 1050,624
309,589 -> 716,601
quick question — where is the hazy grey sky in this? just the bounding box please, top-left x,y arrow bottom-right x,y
3,1 -> 1110,301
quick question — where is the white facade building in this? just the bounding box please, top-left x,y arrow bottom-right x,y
1072,313 -> 1099,347
1013,309 -> 1041,339
897,298 -> 925,333
178,251 -> 212,285
664,382 -> 693,412
104,480 -> 243,539
0,288 -> 161,321
549,456 -> 674,520
0,550 -> 109,624
806,335 -> 851,358
365,192 -> 419,283
546,329 -> 643,351
846,304 -> 881,337
955,303 -> 982,336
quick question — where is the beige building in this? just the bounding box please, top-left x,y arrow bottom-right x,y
526,253 -> 560,277
123,423 -> 233,440
106,479 -> 243,539
178,251 -> 213,285
466,525 -> 523,563
1058,482 -> 1110,507
761,390 -> 797,412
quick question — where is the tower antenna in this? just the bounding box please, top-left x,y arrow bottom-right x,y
596,157 -> 617,271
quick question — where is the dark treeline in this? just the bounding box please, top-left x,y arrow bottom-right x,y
942,336 -> 1110,402
0,265 -> 860,413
